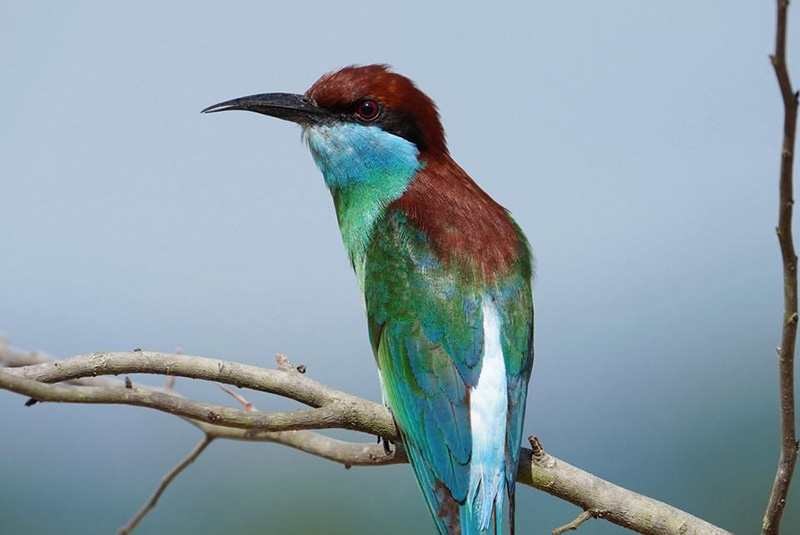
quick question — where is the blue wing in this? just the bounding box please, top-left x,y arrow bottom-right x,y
365,212 -> 534,535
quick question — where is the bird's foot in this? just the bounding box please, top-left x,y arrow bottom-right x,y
376,435 -> 396,455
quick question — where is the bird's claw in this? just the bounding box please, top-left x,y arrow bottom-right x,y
376,435 -> 396,454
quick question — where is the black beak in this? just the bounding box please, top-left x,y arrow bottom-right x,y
202,92 -> 327,125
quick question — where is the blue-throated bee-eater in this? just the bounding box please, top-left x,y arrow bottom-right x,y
204,65 -> 534,535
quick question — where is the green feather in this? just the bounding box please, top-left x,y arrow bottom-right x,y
364,210 -> 534,533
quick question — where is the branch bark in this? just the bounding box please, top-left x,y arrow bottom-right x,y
764,2 -> 800,534
0,345 -> 731,535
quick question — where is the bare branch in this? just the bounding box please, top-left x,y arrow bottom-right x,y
764,2 -> 800,534
0,370 -> 374,436
0,337 -> 120,388
0,350 -> 399,439
0,347 -> 732,535
116,435 -> 214,535
6,350 -> 337,406
519,444 -> 726,535
205,425 -> 408,467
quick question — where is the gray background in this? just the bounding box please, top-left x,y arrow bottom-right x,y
1,1 -> 798,533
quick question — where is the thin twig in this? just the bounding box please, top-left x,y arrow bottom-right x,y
217,383 -> 254,411
552,509 -> 600,535
763,2 -> 800,534
116,435 -> 214,535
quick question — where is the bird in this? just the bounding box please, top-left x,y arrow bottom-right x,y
203,65 -> 534,535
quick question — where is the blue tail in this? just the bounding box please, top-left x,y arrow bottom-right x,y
405,442 -> 512,535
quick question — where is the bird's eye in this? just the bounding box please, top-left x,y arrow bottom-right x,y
355,99 -> 380,121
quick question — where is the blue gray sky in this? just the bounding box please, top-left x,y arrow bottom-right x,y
1,1 -> 797,534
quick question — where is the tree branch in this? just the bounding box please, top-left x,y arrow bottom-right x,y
116,435 -> 214,535
0,369 -> 355,435
0,349 -> 399,439
0,345 -> 732,535
764,2 -> 800,535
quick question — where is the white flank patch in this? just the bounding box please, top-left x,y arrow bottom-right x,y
377,370 -> 389,407
468,299 -> 508,529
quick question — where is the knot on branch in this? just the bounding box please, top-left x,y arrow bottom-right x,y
529,435 -> 545,460
275,353 -> 306,374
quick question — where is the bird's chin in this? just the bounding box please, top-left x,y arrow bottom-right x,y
301,123 -> 340,152
299,124 -> 318,150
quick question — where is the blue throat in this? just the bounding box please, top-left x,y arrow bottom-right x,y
303,122 -> 421,276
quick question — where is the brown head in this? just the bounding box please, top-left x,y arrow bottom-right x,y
306,65 -> 446,155
203,64 -> 447,157
203,65 -> 528,281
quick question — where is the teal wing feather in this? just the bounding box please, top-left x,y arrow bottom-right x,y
496,224 -> 535,526
365,211 -> 534,535
366,211 -> 480,534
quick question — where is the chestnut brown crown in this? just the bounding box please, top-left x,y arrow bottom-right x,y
306,65 -> 447,155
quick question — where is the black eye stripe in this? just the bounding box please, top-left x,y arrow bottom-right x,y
320,104 -> 427,152
374,110 -> 426,152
